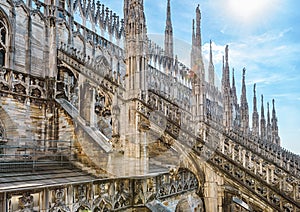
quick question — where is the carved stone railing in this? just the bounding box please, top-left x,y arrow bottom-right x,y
227,128 -> 300,178
148,39 -> 192,86
210,151 -> 299,211
3,168 -> 198,211
58,44 -> 124,93
0,67 -> 48,104
144,91 -> 194,135
134,94 -> 300,209
201,120 -> 300,210
147,65 -> 192,111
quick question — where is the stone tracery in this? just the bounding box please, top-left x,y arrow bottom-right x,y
0,0 -> 298,211
0,16 -> 7,67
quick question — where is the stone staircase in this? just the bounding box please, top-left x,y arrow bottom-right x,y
56,98 -> 112,153
56,98 -> 114,177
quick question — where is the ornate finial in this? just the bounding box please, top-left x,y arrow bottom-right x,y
209,40 -> 213,61
254,83 -> 256,94
243,67 -> 246,77
225,45 -> 229,63
196,4 -> 200,15
166,0 -> 171,24
96,1 -> 101,10
165,0 -> 173,58
272,99 -> 276,115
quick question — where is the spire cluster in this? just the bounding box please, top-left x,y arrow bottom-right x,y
138,0 -> 281,146
220,46 -> 280,145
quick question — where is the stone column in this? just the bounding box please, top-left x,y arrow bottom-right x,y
204,182 -> 218,212
217,186 -> 224,212
228,141 -> 234,160
269,165 -> 275,183
238,146 -> 242,162
64,186 -> 71,211
286,160 -> 290,171
220,136 -> 225,154
266,165 -> 270,183
282,173 -> 287,192
0,192 -> 6,212
48,7 -> 57,78
248,152 -> 252,168
242,149 -> 246,167
79,81 -> 95,126
203,167 -> 219,212
254,159 -> 257,175
41,189 -> 49,212
292,181 -> 298,200
89,87 -> 96,127
259,159 -> 263,175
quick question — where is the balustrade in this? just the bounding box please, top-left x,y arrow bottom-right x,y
3,168 -> 198,211
0,67 -> 47,102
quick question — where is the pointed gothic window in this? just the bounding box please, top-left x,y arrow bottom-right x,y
0,125 -> 4,139
0,17 -> 8,67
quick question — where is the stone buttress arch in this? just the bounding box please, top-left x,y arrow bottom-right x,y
0,106 -> 19,139
169,139 -> 206,197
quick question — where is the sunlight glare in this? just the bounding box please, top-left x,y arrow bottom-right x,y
228,0 -> 271,23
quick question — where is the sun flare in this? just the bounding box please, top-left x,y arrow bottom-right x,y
228,0 -> 270,23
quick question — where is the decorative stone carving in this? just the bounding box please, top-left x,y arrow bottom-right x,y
93,180 -> 132,211
73,185 -> 91,212
157,169 -> 198,199
17,192 -> 34,212
134,179 -> 145,205
49,189 -> 70,212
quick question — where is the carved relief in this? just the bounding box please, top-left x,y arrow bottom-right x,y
93,180 -> 132,211
17,192 -> 34,212
73,185 -> 91,212
157,169 -> 198,199
95,88 -> 112,138
133,179 -> 145,205
49,189 -> 70,212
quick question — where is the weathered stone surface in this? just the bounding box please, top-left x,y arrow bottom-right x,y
0,0 -> 298,211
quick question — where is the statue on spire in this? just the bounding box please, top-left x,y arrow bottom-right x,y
260,95 -> 266,140
208,40 -> 215,85
240,68 -> 249,134
164,0 -> 174,59
252,84 -> 259,137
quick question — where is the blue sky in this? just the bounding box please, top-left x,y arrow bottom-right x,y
101,0 -> 300,154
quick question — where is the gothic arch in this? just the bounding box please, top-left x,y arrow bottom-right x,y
0,7 -> 11,67
168,138 -> 206,196
179,152 -> 206,194
58,63 -> 79,81
0,106 -> 19,139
